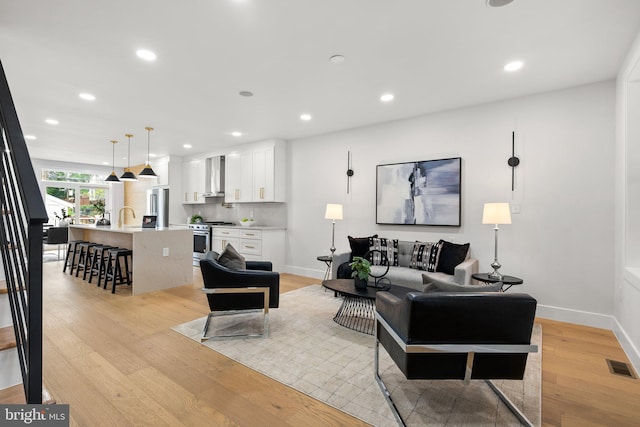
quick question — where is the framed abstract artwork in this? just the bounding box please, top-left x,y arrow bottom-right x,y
376,157 -> 461,226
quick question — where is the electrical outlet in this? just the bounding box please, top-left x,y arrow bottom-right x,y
163,248 -> 169,257
511,203 -> 521,214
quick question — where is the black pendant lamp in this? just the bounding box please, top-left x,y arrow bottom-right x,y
138,126 -> 157,178
105,140 -> 121,183
120,133 -> 137,181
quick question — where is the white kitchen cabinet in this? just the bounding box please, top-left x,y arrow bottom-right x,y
224,151 -> 253,203
211,227 -> 285,271
182,158 -> 207,204
224,140 -> 286,203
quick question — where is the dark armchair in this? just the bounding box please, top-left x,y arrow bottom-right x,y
44,226 -> 69,260
199,251 -> 279,340
375,291 -> 538,426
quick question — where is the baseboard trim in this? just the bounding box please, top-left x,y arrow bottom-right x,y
536,304 -> 615,330
612,318 -> 640,375
283,265 -> 325,280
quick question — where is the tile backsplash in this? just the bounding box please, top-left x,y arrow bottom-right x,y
186,201 -> 286,227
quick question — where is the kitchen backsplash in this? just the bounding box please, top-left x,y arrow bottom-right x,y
186,201 -> 286,227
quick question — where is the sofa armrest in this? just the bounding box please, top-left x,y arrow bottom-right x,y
331,252 -> 351,279
454,258 -> 479,285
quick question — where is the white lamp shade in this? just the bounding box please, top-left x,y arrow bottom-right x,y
324,203 -> 343,220
482,202 -> 512,225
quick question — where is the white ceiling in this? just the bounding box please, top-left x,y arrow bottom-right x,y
1,0 -> 640,168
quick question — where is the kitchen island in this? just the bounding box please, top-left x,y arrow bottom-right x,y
68,225 -> 193,295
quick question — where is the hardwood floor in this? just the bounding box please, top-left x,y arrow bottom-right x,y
4,261 -> 640,426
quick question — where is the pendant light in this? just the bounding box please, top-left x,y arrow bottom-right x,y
105,140 -> 121,182
138,126 -> 157,178
120,133 -> 137,181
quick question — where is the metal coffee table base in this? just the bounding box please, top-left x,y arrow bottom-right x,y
333,295 -> 375,335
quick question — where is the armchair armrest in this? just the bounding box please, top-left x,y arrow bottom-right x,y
454,258 -> 478,285
331,252 -> 351,279
246,261 -> 273,272
200,259 -> 279,289
376,291 -> 412,342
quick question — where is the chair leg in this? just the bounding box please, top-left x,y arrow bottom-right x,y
201,287 -> 270,341
486,380 -> 534,427
374,335 -> 406,427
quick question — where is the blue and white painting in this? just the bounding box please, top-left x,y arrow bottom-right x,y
376,157 -> 461,226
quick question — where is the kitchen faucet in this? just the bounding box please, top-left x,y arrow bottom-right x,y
118,206 -> 136,228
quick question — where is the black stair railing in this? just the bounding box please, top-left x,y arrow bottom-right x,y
0,59 -> 48,404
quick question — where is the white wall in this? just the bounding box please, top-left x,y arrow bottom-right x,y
286,80 -> 616,325
615,30 -> 640,372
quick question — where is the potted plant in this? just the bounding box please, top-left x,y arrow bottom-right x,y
92,199 -> 110,226
54,208 -> 71,227
349,256 -> 371,290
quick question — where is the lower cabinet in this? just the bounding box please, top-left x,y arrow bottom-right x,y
211,227 -> 285,272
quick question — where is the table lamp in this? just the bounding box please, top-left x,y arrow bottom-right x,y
324,204 -> 343,258
482,202 -> 512,279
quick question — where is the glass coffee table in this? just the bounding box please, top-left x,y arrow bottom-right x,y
322,279 -> 413,335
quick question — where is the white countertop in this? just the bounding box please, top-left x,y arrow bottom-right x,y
210,225 -> 286,231
69,224 -> 192,234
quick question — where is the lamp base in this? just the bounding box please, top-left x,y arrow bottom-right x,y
488,260 -> 503,280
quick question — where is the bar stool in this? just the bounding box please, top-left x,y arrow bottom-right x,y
87,244 -> 114,284
104,248 -> 133,294
75,242 -> 97,278
63,240 -> 87,274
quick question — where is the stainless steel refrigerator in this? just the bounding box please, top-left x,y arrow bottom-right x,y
146,186 -> 170,228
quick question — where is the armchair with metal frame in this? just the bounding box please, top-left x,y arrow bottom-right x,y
375,291 -> 538,426
199,252 -> 280,340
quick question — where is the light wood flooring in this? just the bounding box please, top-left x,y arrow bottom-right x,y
2,261 -> 640,426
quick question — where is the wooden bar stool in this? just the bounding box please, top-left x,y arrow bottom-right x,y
87,245 -> 114,284
63,240 -> 87,274
75,242 -> 97,278
104,248 -> 133,294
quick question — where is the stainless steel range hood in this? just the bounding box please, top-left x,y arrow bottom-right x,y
204,155 -> 225,197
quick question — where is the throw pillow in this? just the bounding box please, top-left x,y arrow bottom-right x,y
203,251 -> 220,261
421,273 -> 502,292
348,234 -> 378,261
217,243 -> 246,270
368,237 -> 399,266
436,240 -> 470,275
409,241 -> 441,272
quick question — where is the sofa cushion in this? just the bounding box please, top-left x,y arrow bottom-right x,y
348,234 -> 378,261
217,243 -> 246,270
369,237 -> 399,266
422,273 -> 501,292
436,240 -> 470,275
409,241 -> 441,272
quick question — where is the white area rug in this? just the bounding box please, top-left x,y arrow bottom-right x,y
172,285 -> 541,426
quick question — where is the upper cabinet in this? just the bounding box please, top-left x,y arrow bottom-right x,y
182,158 -> 208,204
225,140 -> 286,203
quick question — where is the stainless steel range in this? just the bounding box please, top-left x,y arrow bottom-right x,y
189,221 -> 235,266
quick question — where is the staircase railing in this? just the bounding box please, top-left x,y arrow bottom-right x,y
0,59 -> 49,404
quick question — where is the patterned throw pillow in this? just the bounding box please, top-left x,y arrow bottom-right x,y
368,237 -> 399,266
409,241 -> 442,272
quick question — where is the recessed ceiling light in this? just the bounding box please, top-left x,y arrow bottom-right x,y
300,114 -> 312,121
45,119 -> 59,125
504,61 -> 524,72
329,55 -> 345,64
231,131 -> 243,137
79,93 -> 96,101
102,161 -> 109,165
239,91 -> 254,97
380,93 -> 395,102
149,153 -> 157,158
183,144 -> 192,149
136,49 -> 157,61
24,135 -> 36,140
486,0 -> 515,7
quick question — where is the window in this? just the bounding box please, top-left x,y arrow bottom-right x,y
42,170 -> 110,225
